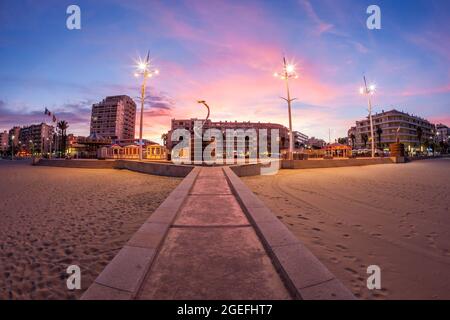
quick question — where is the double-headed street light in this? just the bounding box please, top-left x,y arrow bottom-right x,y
134,51 -> 159,160
359,76 -> 376,158
274,57 -> 298,160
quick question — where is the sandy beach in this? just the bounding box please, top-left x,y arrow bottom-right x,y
0,161 -> 180,299
243,159 -> 450,299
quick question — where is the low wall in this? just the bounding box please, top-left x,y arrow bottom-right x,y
408,155 -> 450,162
115,160 -> 194,178
36,159 -> 117,169
282,158 -> 393,169
229,163 -> 262,177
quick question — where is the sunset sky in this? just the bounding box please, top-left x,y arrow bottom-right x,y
0,0 -> 449,143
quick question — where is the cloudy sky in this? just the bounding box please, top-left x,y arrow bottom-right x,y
0,0 -> 449,143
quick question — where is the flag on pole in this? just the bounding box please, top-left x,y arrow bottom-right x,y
44,107 -> 50,116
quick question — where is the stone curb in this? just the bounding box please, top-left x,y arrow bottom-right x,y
81,167 -> 201,300
223,167 -> 356,300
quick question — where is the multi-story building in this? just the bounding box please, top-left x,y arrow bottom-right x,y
0,130 -> 8,153
90,95 -> 136,140
166,118 -> 290,161
306,137 -> 326,149
8,126 -> 21,148
18,123 -> 54,154
293,131 -> 308,148
436,123 -> 450,143
350,109 -> 435,151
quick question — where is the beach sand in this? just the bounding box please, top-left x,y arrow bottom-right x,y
0,161 -> 180,300
243,158 -> 450,299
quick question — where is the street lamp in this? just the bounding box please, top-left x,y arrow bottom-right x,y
359,76 -> 376,158
29,140 -> 34,156
11,135 -> 15,160
274,57 -> 298,160
134,51 -> 159,161
197,100 -> 210,127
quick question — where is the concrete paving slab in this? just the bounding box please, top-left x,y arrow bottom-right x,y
190,177 -> 232,195
127,222 -> 170,249
197,167 -> 225,179
299,279 -> 356,300
81,283 -> 132,300
175,195 -> 249,226
137,227 -> 292,300
255,220 -> 301,248
271,242 -> 334,291
95,246 -> 156,293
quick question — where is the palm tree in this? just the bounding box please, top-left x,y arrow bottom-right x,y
361,133 -> 369,148
376,126 -> 383,149
350,133 -> 356,149
57,120 -> 69,157
161,133 -> 168,147
416,126 -> 423,149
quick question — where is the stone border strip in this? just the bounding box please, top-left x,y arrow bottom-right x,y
81,167 -> 201,300
36,159 -> 194,177
223,167 -> 356,300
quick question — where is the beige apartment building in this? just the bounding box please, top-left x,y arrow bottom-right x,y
166,118 -> 290,161
90,95 -> 136,140
350,109 -> 435,151
18,123 -> 54,154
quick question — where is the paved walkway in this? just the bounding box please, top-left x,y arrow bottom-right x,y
135,167 -> 291,299
82,165 -> 354,300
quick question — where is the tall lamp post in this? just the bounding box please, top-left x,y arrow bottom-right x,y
134,51 -> 159,161
359,76 -> 376,158
197,100 -> 210,127
274,57 -> 298,160
11,135 -> 15,160
29,140 -> 34,157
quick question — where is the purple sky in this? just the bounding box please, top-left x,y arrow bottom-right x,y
0,0 -> 449,143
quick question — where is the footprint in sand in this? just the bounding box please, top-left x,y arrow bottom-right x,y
344,267 -> 358,275
371,233 -> 382,238
336,244 -> 347,250
343,234 -> 350,238
312,227 -> 321,232
329,257 -> 339,264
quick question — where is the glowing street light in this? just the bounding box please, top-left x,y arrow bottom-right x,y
134,51 -> 159,160
11,135 -> 15,160
359,76 -> 376,158
274,57 -> 298,160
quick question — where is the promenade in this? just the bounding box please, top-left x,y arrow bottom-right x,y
82,166 -> 354,300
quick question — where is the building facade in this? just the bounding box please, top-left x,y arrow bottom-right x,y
436,123 -> 450,143
8,126 -> 20,148
0,130 -> 8,153
18,123 -> 54,154
166,118 -> 290,161
90,95 -> 136,140
350,109 -> 435,151
293,131 -> 308,148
